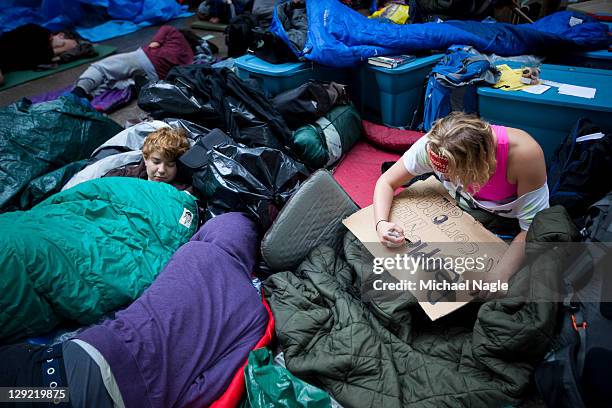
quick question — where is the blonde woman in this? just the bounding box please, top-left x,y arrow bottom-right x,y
373,112 -> 549,298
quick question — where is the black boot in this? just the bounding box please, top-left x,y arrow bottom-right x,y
71,86 -> 92,100
134,74 -> 149,96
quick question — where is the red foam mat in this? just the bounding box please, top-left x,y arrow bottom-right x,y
333,140 -> 402,208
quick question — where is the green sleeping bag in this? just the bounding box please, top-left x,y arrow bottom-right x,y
0,178 -> 198,341
291,105 -> 362,169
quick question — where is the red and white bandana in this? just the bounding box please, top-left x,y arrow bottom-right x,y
428,149 -> 449,174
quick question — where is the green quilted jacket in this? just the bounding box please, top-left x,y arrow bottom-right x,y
0,178 -> 198,341
264,206 -> 579,408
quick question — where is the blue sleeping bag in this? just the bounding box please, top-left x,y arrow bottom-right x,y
270,0 -> 610,68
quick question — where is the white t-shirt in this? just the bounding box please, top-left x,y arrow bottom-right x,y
402,135 -> 549,231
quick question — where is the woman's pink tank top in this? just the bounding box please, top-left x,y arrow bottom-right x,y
473,125 -> 518,202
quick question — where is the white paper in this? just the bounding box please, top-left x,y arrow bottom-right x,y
558,84 -> 597,99
576,132 -> 605,143
522,84 -> 551,94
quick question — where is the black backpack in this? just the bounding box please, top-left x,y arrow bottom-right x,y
225,13 -> 259,58
535,193 -> 612,408
251,28 -> 299,64
548,118 -> 612,228
271,81 -> 349,129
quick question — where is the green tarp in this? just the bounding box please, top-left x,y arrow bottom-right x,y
0,95 -> 122,212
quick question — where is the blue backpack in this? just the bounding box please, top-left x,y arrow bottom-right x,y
422,45 -> 499,131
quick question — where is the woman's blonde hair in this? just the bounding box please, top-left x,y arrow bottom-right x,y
426,112 -> 496,190
142,127 -> 189,161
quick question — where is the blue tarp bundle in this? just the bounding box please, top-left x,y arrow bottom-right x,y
1,0 -> 192,42
270,0 -> 610,68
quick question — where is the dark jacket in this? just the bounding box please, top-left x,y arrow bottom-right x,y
77,212 -> 268,408
264,206 -> 579,408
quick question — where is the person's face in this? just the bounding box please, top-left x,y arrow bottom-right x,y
144,152 -> 178,183
50,33 -> 78,56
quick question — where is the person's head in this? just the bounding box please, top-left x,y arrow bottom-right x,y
142,127 -> 190,183
50,31 -> 78,56
426,112 -> 496,191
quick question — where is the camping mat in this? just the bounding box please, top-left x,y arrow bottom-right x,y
262,170 -> 359,272
332,140 -> 401,208
191,20 -> 228,31
0,45 -> 117,91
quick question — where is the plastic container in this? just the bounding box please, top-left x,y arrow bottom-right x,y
234,54 -> 347,97
565,48 -> 612,70
548,22 -> 611,69
356,54 -> 444,128
477,64 -> 612,162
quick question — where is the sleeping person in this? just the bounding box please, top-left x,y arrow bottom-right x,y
0,212 -> 268,408
71,26 -> 195,99
0,24 -> 79,85
103,126 -> 193,192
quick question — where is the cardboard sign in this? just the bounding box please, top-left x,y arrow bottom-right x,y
342,176 -> 508,320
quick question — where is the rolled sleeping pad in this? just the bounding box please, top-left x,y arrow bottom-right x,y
291,104 -> 363,169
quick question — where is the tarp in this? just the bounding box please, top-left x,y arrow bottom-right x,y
270,0 -> 610,67
0,95 -> 123,212
1,0 -> 192,42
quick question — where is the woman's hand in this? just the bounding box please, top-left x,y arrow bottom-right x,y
148,41 -> 161,48
373,159 -> 415,249
377,221 -> 406,248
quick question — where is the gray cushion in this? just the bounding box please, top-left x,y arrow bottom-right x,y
261,169 -> 358,272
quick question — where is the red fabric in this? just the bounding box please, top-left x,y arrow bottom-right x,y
333,141 -> 401,208
208,296 -> 275,408
142,26 -> 194,79
362,120 -> 424,153
428,149 -> 449,174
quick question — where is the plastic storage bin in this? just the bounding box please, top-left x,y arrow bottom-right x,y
357,54 -> 444,128
477,64 -> 612,162
548,22 -> 611,69
560,48 -> 612,70
234,54 -> 347,97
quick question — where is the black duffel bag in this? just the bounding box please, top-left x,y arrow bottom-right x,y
271,81 -> 349,129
